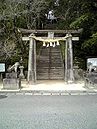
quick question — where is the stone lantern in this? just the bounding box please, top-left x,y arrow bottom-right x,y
19,57 -> 25,79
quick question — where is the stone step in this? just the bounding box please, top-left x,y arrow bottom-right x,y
37,74 -> 64,80
37,72 -> 64,75
37,67 -> 63,69
37,64 -> 63,67
37,46 -> 64,80
37,68 -> 64,72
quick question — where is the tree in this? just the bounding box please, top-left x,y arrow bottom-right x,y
0,0 -> 97,70
0,0 -> 48,68
69,0 -> 97,69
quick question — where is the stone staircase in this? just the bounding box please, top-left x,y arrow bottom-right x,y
37,46 -> 64,80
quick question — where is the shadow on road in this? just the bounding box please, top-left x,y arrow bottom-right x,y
0,95 -> 7,99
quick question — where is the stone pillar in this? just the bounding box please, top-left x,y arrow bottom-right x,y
65,35 -> 68,82
33,39 -> 36,81
27,36 -> 36,83
65,33 -> 74,83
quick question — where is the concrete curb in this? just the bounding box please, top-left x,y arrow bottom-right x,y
0,89 -> 97,96
0,81 -> 97,95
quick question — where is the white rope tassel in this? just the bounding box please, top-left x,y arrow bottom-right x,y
43,42 -> 46,46
56,41 -> 60,46
53,42 -> 56,47
47,43 -> 49,47
50,42 -> 53,46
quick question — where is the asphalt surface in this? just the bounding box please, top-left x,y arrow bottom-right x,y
0,95 -> 97,129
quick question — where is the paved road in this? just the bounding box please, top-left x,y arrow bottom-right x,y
0,94 -> 97,129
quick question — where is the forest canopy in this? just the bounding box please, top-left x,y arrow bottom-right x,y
0,0 -> 97,69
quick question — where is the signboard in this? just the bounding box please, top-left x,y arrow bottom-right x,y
87,58 -> 97,72
0,63 -> 5,72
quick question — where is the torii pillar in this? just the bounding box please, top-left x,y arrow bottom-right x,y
65,33 -> 78,83
28,35 -> 36,83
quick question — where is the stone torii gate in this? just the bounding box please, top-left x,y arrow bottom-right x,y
20,29 -> 81,84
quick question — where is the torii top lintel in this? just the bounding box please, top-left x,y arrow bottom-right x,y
18,28 -> 83,34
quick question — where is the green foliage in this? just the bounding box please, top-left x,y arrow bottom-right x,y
0,0 -> 97,70
74,57 -> 86,70
70,14 -> 89,29
69,0 -> 97,69
82,32 -> 97,48
92,32 -> 97,38
0,0 -> 48,67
